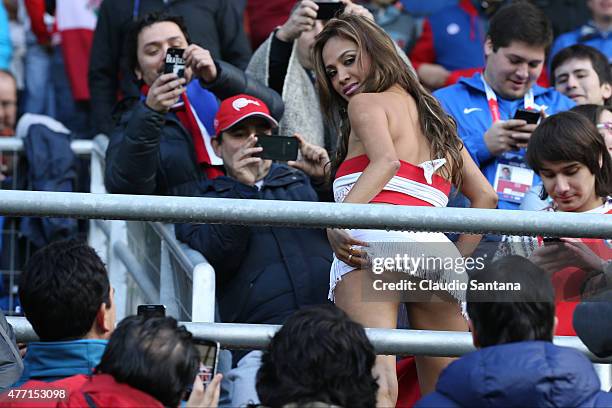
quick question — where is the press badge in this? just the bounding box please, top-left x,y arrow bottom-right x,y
493,156 -> 534,204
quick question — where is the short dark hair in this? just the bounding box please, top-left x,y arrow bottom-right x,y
487,1 -> 553,53
96,316 -> 199,408
467,256 -> 555,347
571,103 -> 612,126
126,11 -> 192,75
19,239 -> 111,341
526,111 -> 612,200
256,305 -> 378,408
551,44 -> 612,88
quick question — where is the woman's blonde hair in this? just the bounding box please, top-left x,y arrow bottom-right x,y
312,15 -> 464,187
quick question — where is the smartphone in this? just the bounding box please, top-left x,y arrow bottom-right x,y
315,1 -> 345,19
193,339 -> 220,386
184,339 -> 219,400
137,304 -> 166,319
513,109 -> 540,125
255,135 -> 299,161
163,48 -> 186,78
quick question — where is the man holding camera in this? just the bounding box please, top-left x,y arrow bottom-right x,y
174,94 -> 331,407
433,2 -> 574,209
104,12 -> 283,196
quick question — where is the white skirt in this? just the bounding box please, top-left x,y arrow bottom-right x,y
329,229 -> 468,303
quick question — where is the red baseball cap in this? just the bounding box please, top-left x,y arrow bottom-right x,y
213,94 -> 278,136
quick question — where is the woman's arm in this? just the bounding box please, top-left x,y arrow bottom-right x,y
455,147 -> 498,256
341,93 -> 401,204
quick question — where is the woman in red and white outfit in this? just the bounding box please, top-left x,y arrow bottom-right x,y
305,14 -> 497,406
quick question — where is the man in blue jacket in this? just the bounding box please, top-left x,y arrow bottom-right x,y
13,239 -> 115,386
416,255 -> 612,408
175,94 -> 331,407
550,0 -> 612,65
434,2 -> 574,210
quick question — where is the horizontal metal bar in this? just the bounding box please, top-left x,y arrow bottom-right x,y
0,190 -> 609,238
113,242 -> 159,304
6,317 -> 608,363
0,138 -> 93,155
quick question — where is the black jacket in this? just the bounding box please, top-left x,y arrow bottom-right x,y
104,67 -> 284,195
174,165 -> 332,325
89,0 -> 252,135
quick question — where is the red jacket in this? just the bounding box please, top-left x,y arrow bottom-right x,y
59,374 -> 164,408
0,375 -> 87,407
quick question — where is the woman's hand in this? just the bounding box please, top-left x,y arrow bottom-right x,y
327,228 -> 368,268
186,373 -> 223,407
287,133 -> 330,182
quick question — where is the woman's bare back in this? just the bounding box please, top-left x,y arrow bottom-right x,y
345,85 -> 433,166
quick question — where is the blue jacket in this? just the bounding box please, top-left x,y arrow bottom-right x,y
13,340 -> 107,386
174,164 -> 332,326
0,3 -> 11,70
416,341 -> 612,408
550,22 -> 612,68
434,73 -> 575,209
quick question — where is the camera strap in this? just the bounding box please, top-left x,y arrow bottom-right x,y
481,75 -> 534,122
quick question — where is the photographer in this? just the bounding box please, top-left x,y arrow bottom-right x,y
175,94 -> 332,407
62,316 -> 222,408
104,11 -> 283,196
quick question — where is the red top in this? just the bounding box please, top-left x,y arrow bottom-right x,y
550,208 -> 612,336
335,154 -> 451,206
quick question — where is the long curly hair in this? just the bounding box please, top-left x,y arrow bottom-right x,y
312,15 -> 464,188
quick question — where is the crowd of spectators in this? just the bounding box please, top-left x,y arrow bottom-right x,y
0,0 -> 610,407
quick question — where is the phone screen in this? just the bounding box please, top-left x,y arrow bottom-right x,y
315,1 -> 345,19
193,340 -> 219,386
513,109 -> 540,125
137,304 -> 166,319
255,135 -> 299,161
163,48 -> 186,78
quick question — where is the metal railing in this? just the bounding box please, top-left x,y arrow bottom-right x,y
0,136 -> 216,322
87,135 -> 216,322
2,135 -> 612,389
0,189 -> 609,238
6,316 -> 611,363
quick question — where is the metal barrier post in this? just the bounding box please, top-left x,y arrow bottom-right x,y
192,262 -> 215,322
160,239 -> 180,318
108,221 -> 129,320
88,136 -> 109,264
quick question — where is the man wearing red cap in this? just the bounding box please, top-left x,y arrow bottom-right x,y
175,94 -> 332,407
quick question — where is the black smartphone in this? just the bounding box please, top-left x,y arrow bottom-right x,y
513,109 -> 540,125
315,1 -> 345,19
542,237 -> 562,243
163,48 -> 186,78
255,135 -> 299,161
137,304 -> 166,319
193,339 -> 220,387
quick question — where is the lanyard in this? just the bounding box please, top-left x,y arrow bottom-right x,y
481,76 -> 535,123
